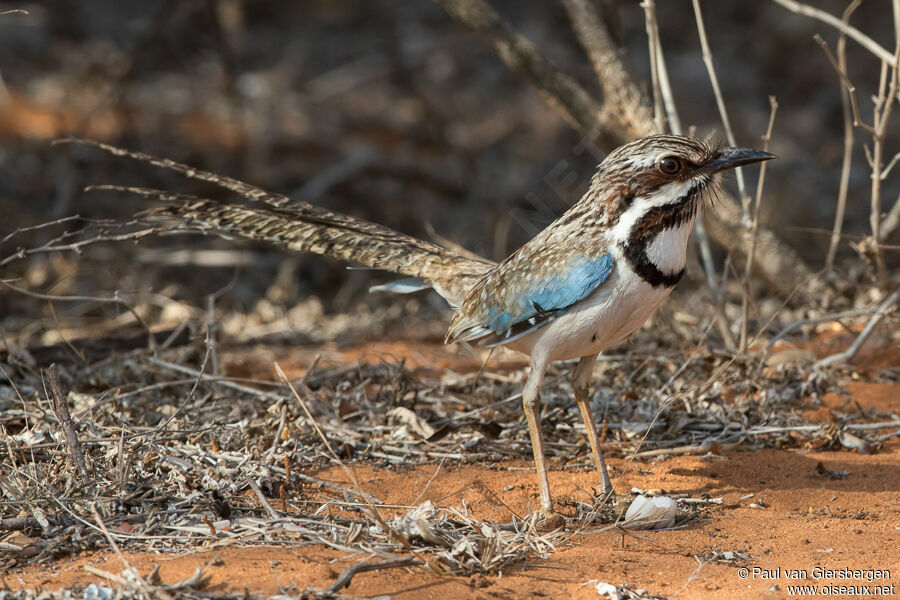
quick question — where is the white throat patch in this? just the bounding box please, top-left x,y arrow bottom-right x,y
645,220 -> 696,275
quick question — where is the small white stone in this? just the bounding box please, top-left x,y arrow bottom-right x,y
621,495 -> 677,530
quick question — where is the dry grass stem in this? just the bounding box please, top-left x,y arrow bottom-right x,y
825,1 -> 861,271
692,0 -> 748,209
740,97 -> 779,351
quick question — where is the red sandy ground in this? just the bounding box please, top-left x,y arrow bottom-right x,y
3,341 -> 898,599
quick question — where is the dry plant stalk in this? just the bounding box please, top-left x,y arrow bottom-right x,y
817,35 -> 900,284
786,0 -> 900,285
772,0 -> 894,63
691,0 -> 748,211
825,1 -> 861,271
740,97 -> 779,351
864,48 -> 900,284
639,0 -> 668,135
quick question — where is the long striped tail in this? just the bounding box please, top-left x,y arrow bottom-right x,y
68,139 -> 494,305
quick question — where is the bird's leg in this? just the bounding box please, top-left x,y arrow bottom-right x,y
573,354 -> 613,495
522,361 -> 553,514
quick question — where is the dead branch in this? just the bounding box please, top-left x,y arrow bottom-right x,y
692,0 -> 748,209
324,557 -> 422,594
764,307 -> 877,350
639,0 -> 669,134
560,0 -> 653,137
0,215 -> 84,245
0,517 -> 42,531
881,192 -> 900,240
431,0 -> 603,135
813,31 -> 899,282
247,478 -> 281,520
0,221 -> 168,270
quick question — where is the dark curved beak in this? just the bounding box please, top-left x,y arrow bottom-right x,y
698,147 -> 777,176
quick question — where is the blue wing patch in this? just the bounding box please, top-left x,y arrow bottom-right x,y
458,253 -> 615,347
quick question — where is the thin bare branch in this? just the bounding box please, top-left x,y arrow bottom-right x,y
895,0 -> 900,43
0,223 -> 168,270
814,34 -> 876,136
825,1 -> 861,271
866,43 -> 900,284
324,557 -> 422,595
765,307 -> 878,350
771,0 -> 894,64
692,0 -> 748,212
881,151 -> 900,180
0,215 -> 84,245
880,191 -> 900,240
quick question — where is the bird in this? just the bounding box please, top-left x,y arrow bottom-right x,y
98,134 -> 774,514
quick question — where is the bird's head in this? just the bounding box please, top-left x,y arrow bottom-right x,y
592,134 -> 775,244
565,134 -> 776,288
602,133 -> 774,201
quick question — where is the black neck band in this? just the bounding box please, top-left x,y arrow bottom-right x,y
622,190 -> 699,288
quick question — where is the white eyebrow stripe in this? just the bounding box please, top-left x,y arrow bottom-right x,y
623,154 -> 661,169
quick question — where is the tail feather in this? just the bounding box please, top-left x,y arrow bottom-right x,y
69,138 -> 495,304
369,277 -> 431,294
98,185 -> 491,304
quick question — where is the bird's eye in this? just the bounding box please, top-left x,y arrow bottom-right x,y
658,156 -> 682,175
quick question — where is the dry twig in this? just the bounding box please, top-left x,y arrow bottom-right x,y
44,364 -> 90,482
825,1 -> 861,271
816,287 -> 900,368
